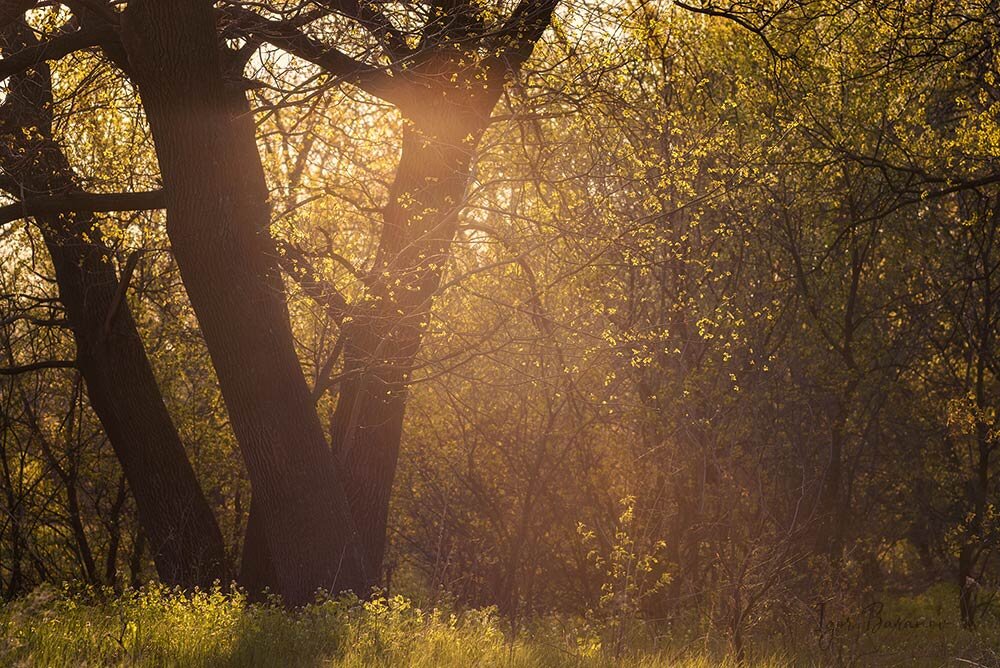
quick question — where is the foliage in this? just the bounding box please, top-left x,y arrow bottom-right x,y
0,586 -> 794,667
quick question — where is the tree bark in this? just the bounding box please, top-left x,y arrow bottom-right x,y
325,0 -> 559,584
120,0 -> 366,604
331,123 -> 476,579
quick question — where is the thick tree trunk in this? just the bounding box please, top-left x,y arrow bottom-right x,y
328,9 -> 555,578
331,123 -> 477,582
41,226 -> 228,585
0,23 -> 227,587
121,0 -> 366,604
238,495 -> 276,597
238,1 -> 558,593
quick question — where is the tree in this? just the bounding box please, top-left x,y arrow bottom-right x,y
0,17 -> 226,587
0,0 -> 561,603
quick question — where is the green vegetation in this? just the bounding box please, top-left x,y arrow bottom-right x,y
1,585 -> 996,667
0,587 -> 758,667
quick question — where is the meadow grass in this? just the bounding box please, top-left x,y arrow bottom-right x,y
0,584 -> 996,667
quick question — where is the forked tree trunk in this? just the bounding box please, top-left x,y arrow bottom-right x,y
326,3 -> 558,584
121,0 -> 366,604
239,117 -> 488,595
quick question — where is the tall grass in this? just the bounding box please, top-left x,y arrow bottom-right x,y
1,583 -> 997,666
0,585 -> 785,667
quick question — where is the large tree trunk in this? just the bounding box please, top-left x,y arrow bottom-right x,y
331,124 -> 476,580
327,0 -> 558,581
120,0 -> 366,604
0,23 -> 227,586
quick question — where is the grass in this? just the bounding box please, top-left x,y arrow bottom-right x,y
0,584 -> 996,667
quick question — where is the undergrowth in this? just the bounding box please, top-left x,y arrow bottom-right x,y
0,583 -> 995,667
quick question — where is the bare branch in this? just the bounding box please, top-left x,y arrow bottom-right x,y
222,6 -> 410,106
0,189 -> 165,227
0,359 -> 76,375
0,25 -> 116,83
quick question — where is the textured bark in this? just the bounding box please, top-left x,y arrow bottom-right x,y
325,1 -> 559,587
120,0 -> 366,604
0,23 -> 227,587
0,1 -> 34,30
238,495 -> 276,598
331,124 -> 477,578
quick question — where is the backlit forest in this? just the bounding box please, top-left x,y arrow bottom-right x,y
1,1 -> 999,665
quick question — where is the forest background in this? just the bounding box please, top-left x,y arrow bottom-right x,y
1,0 -> 999,664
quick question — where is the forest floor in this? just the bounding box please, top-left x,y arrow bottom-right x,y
0,584 -> 997,667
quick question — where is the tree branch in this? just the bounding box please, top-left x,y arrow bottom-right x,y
0,25 -> 116,83
489,0 -> 559,77
275,239 -> 350,323
0,0 -> 36,31
221,6 -> 410,107
312,0 -> 410,59
674,1 -> 786,61
0,189 -> 165,227
102,249 -> 142,337
0,359 -> 76,375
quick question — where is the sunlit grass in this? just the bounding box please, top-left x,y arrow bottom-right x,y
0,585 -> 789,667
2,583 -> 998,667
